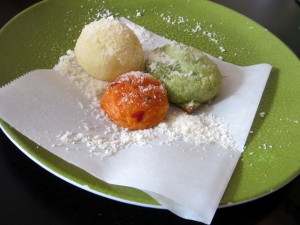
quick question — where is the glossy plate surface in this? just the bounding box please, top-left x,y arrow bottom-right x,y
0,0 -> 299,206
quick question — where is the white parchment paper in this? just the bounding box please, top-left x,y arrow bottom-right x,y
0,19 -> 271,224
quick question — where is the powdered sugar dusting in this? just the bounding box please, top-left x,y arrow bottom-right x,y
54,50 -> 109,99
53,19 -> 237,159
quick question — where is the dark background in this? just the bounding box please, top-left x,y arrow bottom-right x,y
0,0 -> 299,225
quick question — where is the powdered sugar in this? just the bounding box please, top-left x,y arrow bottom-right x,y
53,19 -> 237,159
54,50 -> 109,99
164,111 -> 236,148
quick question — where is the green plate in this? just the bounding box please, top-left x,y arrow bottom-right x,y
1,0 -> 299,207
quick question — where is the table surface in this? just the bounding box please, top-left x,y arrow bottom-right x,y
0,0 -> 299,225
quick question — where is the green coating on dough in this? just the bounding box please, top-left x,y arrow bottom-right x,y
145,43 -> 222,113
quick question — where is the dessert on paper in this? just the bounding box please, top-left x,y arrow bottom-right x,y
0,18 -> 271,224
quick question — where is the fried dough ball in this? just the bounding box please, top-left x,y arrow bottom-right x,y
75,18 -> 144,82
101,71 -> 169,130
145,43 -> 222,113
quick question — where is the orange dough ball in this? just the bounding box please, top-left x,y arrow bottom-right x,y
101,71 -> 169,130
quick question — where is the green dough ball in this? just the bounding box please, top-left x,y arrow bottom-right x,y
145,43 -> 222,113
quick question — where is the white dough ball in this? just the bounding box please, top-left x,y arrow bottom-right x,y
75,18 -> 144,81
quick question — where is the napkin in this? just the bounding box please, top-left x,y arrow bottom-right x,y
0,19 -> 271,224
